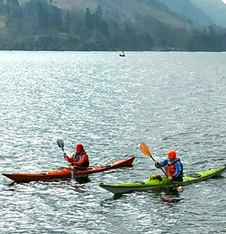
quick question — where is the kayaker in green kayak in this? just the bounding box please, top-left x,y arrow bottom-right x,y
64,144 -> 90,169
155,150 -> 183,182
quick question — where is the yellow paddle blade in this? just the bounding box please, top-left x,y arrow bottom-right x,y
140,142 -> 152,156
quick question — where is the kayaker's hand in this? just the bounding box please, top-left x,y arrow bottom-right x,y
64,153 -> 69,160
168,176 -> 173,180
155,161 -> 160,168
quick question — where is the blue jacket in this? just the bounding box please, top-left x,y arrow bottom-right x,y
159,159 -> 183,179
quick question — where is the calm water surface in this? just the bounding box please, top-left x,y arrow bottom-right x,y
0,51 -> 226,234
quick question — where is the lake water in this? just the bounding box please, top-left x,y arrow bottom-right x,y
0,51 -> 226,234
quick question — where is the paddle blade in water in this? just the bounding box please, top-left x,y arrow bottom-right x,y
57,139 -> 64,151
140,142 -> 151,156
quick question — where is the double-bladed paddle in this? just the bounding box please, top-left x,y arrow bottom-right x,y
140,141 -> 167,177
57,139 -> 75,179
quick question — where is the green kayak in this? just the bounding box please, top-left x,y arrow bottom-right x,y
99,165 -> 226,194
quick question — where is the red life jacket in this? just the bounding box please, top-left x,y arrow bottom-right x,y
166,164 -> 176,177
72,151 -> 89,168
66,151 -> 89,168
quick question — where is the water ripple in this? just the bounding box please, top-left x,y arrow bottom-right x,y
0,51 -> 226,234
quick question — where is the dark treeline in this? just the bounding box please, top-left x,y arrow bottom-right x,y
0,0 -> 226,51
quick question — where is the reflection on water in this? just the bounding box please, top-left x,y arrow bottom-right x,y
75,176 -> 91,184
100,186 -> 184,206
1,51 -> 226,234
100,193 -> 124,205
161,195 -> 183,205
147,187 -> 183,205
160,187 -> 183,205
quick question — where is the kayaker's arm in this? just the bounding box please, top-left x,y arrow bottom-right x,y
64,153 -> 69,161
155,160 -> 167,168
64,153 -> 74,165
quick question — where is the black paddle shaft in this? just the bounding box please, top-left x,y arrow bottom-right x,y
149,155 -> 168,177
57,139 -> 76,179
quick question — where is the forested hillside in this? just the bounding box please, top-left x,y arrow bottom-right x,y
0,0 -> 226,51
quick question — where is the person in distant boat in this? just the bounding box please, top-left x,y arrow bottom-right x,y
155,151 -> 183,182
64,144 -> 89,169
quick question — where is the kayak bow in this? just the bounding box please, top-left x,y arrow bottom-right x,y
3,156 -> 135,183
99,165 -> 226,194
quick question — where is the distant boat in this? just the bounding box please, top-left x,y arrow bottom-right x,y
119,44 -> 125,57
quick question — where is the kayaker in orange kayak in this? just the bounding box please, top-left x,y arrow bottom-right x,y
64,144 -> 89,169
155,150 -> 183,182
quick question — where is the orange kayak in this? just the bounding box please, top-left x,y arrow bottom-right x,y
2,156 -> 135,183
